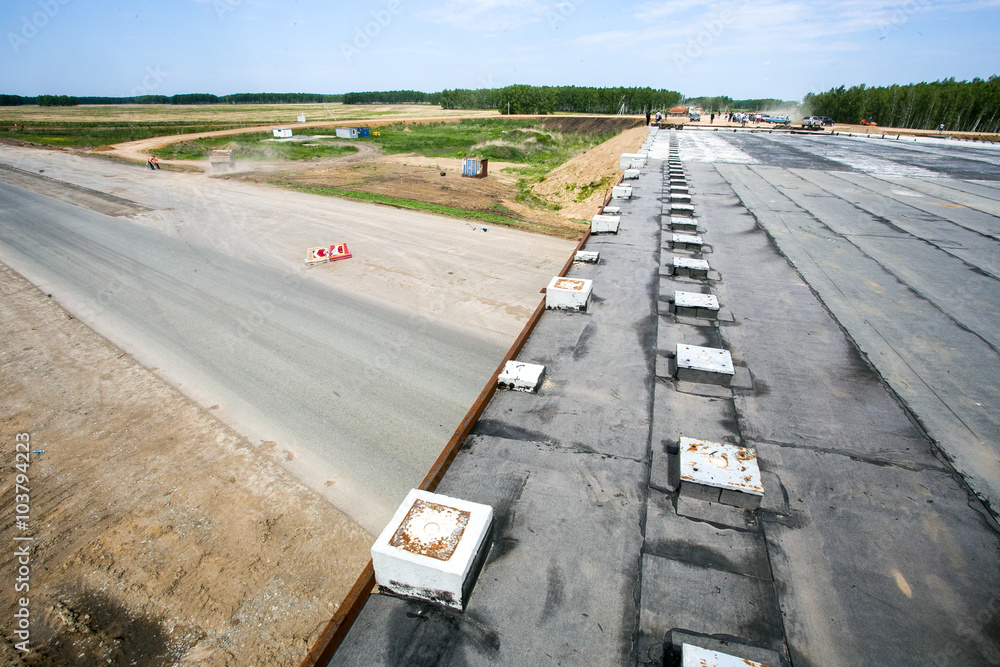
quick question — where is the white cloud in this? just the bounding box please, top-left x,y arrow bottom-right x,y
572,0 -> 991,64
420,0 -> 550,31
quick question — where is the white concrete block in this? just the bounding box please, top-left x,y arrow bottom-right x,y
676,343 -> 734,385
619,153 -> 646,168
612,185 -> 632,199
672,257 -> 710,278
671,233 -> 704,251
682,643 -> 768,667
602,205 -> 621,214
574,251 -> 600,264
674,291 -> 719,311
671,203 -> 695,215
591,214 -> 620,234
670,217 -> 698,232
623,169 -> 641,179
497,360 -> 545,392
545,276 -> 593,312
372,489 -> 494,611
677,343 -> 733,374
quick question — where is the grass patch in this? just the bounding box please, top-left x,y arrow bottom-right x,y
566,176 -> 613,202
271,180 -> 525,226
369,119 -> 613,169
150,132 -> 359,161
270,179 -> 588,238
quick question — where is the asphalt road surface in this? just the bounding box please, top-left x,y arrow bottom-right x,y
0,147 -> 572,533
669,129 -> 1000,521
337,129 -> 1000,667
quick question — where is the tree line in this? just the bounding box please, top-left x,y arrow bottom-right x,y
683,97 -> 798,112
433,86 -> 683,115
804,77 -> 1000,132
37,95 -> 78,106
341,90 -> 440,105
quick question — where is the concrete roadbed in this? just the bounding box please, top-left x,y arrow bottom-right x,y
332,130 -> 1000,666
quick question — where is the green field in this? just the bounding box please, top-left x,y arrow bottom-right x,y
0,103 -> 497,149
368,118 -> 614,166
150,132 -> 359,161
144,118 -> 614,165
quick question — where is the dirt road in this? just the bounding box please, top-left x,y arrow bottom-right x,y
0,140 -> 574,663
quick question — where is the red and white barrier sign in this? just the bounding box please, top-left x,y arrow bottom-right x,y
305,243 -> 352,266
308,246 -> 330,262
329,243 -> 352,261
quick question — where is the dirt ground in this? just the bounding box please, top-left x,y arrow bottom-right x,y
0,261 -> 373,666
234,153 -> 590,239
5,112 -> 648,238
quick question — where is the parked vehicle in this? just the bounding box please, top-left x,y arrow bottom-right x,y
762,115 -> 791,126
860,118 -> 877,126
689,112 -> 701,122
801,116 -> 824,130
818,116 -> 834,126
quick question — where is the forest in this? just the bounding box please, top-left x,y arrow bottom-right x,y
682,97 -> 798,112
436,86 -> 683,115
804,77 -> 1000,131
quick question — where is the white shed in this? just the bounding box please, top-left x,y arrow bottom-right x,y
272,128 -> 293,138
335,127 -> 359,139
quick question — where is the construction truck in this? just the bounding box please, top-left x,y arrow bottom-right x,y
210,149 -> 235,171
659,106 -> 691,130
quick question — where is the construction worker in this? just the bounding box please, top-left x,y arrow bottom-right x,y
151,156 -> 160,170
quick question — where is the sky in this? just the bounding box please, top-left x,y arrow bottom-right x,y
2,0 -> 999,101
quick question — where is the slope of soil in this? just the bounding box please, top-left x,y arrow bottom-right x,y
0,262 -> 372,666
531,125 -> 649,219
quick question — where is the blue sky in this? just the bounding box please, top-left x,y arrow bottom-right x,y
2,0 -> 998,101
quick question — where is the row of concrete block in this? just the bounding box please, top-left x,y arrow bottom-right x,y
658,137 -> 765,517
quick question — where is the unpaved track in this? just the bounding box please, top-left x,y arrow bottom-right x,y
0,144 -> 574,534
99,113 -> 642,170
100,116 -> 497,168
